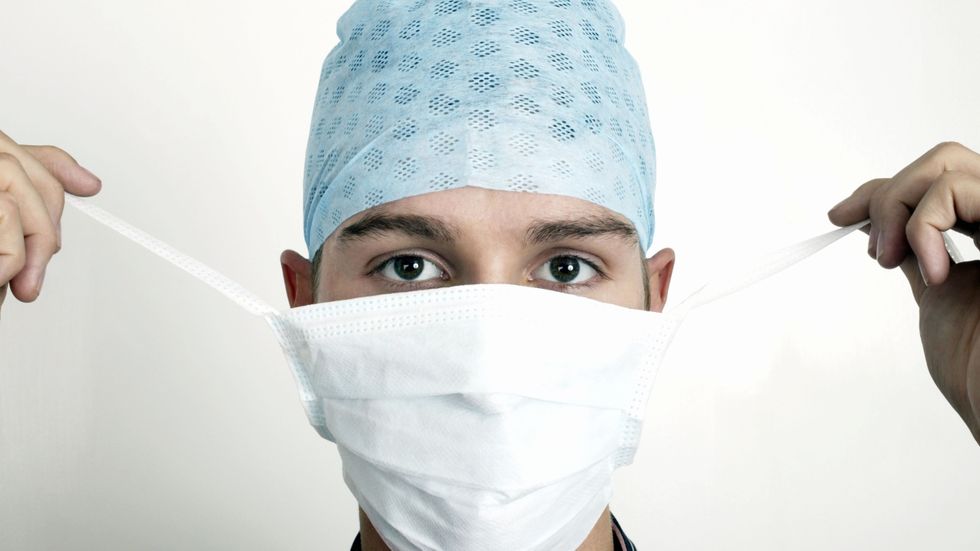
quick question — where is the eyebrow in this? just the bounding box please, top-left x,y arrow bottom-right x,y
524,215 -> 638,246
337,211 -> 460,244
336,210 -> 638,247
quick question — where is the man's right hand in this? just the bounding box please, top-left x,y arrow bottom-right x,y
0,130 -> 102,316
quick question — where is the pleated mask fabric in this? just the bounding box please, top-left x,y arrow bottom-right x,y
68,197 -> 894,550
302,0 -> 658,259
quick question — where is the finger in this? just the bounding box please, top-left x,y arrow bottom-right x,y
0,283 -> 7,315
875,143 -> 980,267
828,142 -> 980,229
21,144 -> 102,197
0,136 -> 70,248
893,141 -> 980,185
0,153 -> 58,300
828,178 -> 889,226
867,225 -> 879,259
22,144 -> 102,249
869,186 -> 913,270
0,192 -> 27,293
905,171 -> 980,287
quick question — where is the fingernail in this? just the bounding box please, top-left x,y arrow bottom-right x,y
876,230 -> 886,260
828,199 -> 847,214
918,259 -> 929,286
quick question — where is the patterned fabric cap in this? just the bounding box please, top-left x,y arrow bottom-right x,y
303,0 -> 657,258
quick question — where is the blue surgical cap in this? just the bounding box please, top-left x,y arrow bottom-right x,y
303,0 -> 657,258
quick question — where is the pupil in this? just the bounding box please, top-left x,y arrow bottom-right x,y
394,256 -> 425,280
550,256 -> 579,283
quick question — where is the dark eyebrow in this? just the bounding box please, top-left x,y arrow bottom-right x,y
524,215 -> 638,246
337,211 -> 459,245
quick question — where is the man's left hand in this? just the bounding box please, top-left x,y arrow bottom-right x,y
828,141 -> 980,446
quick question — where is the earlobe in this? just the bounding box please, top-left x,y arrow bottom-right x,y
645,247 -> 675,313
280,249 -> 315,308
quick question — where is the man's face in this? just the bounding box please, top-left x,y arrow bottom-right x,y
281,187 -> 674,313
278,186 -> 675,549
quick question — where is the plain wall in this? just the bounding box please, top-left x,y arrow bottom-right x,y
1,1 -> 979,549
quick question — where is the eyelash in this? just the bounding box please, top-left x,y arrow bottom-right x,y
540,255 -> 607,292
367,250 -> 449,290
367,251 -> 608,291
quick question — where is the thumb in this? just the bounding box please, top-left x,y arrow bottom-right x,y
22,145 -> 102,197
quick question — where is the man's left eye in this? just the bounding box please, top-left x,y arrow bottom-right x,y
533,255 -> 598,285
378,255 -> 444,282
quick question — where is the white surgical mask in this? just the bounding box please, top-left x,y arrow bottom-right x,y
67,197 -> 960,550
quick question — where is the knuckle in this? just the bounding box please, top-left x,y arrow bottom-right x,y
36,144 -> 65,157
930,141 -> 965,160
858,178 -> 889,194
937,140 -> 964,152
859,179 -> 891,211
0,151 -> 21,169
35,144 -> 77,165
867,182 -> 892,210
868,179 -> 890,196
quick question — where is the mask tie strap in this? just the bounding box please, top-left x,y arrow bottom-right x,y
666,219 -> 863,318
667,219 -> 966,319
65,196 -> 278,316
63,196 -> 324,422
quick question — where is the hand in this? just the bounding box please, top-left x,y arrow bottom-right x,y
827,141 -> 980,445
0,130 -> 102,316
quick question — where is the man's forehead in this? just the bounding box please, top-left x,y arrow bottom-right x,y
330,187 -> 639,247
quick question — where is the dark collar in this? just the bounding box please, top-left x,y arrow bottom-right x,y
349,512 -> 636,550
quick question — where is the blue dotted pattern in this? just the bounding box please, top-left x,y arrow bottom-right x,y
303,0 -> 657,258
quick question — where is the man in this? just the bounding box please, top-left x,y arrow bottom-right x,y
1,0 -> 978,549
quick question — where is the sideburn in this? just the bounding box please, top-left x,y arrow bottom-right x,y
640,249 -> 651,311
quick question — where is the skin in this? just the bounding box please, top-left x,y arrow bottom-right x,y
280,185 -> 675,551
2,131 -> 979,544
0,130 -> 101,310
827,141 -> 980,444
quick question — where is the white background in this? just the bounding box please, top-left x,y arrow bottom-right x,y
2,0 -> 979,549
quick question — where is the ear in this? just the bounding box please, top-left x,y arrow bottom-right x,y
644,247 -> 675,313
280,249 -> 315,308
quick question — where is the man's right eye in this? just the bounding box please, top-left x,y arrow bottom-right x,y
377,255 -> 445,282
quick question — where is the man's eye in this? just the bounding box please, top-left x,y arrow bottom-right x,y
378,255 -> 444,282
533,255 -> 598,285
